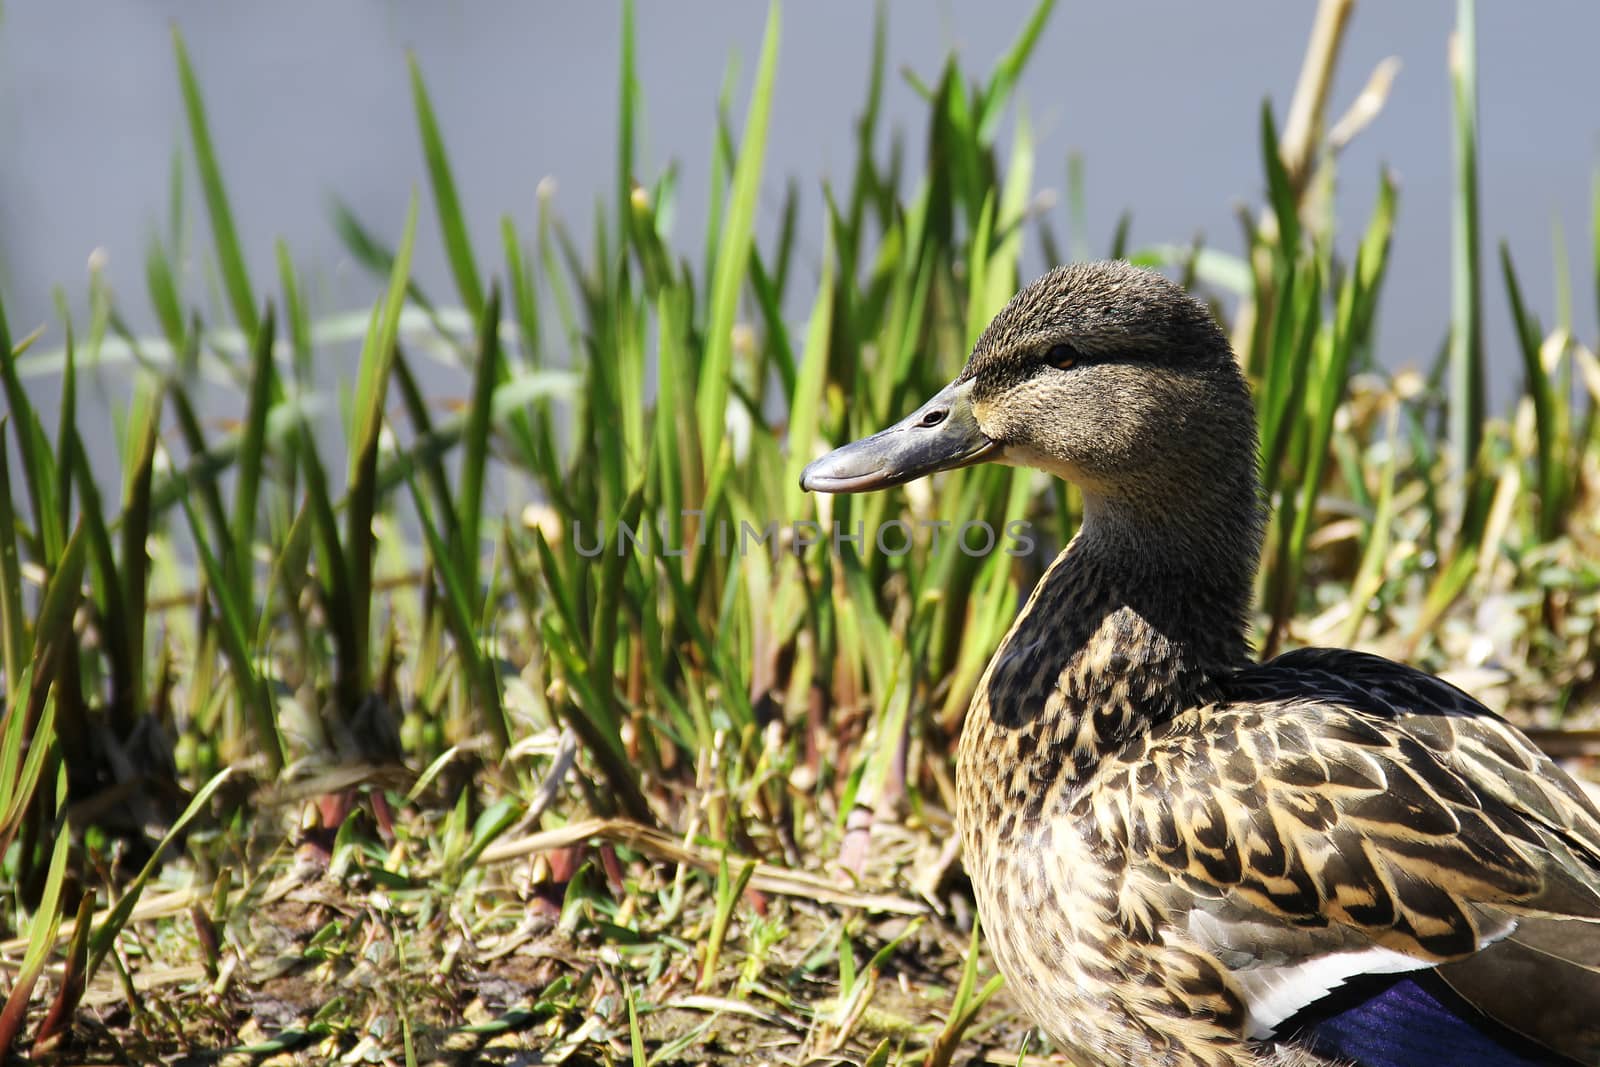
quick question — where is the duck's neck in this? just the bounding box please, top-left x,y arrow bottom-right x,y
1067,485 -> 1262,670
963,483 -> 1261,805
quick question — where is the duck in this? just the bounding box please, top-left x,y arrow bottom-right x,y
800,261 -> 1600,1067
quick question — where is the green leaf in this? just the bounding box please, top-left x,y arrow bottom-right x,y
52,309 -> 77,560
457,286 -> 501,578
1448,0 -> 1485,482
0,301 -> 64,565
0,672 -> 57,856
345,191 -> 420,700
502,217 -> 541,367
330,199 -> 445,329
173,25 -> 258,337
164,326 -> 234,559
617,0 -> 640,240
1259,100 -> 1300,258
0,431 -> 25,700
1501,242 -> 1564,540
31,522 -> 90,687
403,463 -> 508,752
784,226 -> 837,517
696,0 -> 781,461
231,304 -> 276,597
119,380 -> 164,597
87,768 -> 236,982
276,239 -> 314,383
698,854 -> 756,991
0,808 -> 70,1058
456,796 -> 521,873
180,490 -> 283,772
976,0 -> 1056,141
144,234 -> 186,351
296,418 -> 354,682
408,52 -> 483,319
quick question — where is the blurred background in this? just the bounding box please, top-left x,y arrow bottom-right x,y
2,1 -> 1596,403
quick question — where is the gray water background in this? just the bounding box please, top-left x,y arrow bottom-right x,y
1,2 -> 1597,467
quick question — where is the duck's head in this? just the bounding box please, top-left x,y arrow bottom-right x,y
800,261 -> 1260,529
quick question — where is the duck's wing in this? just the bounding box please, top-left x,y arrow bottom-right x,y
1117,647 -> 1600,1061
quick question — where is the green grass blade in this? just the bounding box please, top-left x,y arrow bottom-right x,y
1448,0 -> 1485,478
455,796 -> 521,876
457,286 -> 501,580
330,199 -> 440,315
295,418 -> 354,671
698,856 -> 756,991
696,0 -> 780,461
700,59 -> 737,293
165,329 -> 235,556
276,239 -> 313,384
345,191 -> 420,700
144,234 -> 186,351
502,217 -> 541,367
976,0 -> 1057,141
0,670 -> 57,855
230,304 -> 276,597
390,345 -> 461,545
784,227 -> 837,516
86,768 -> 235,982
985,105 -> 1034,315
1500,242 -> 1562,540
652,286 -> 691,521
32,521 -> 89,702
617,0 -> 639,240
65,427 -> 132,732
1339,413 -> 1401,647
925,920 -> 1005,1067
748,251 -> 797,404
1258,261 -> 1321,498
16,519 -> 87,789
771,176 -> 799,305
179,491 -> 283,772
402,466 -> 508,752
0,805 -> 70,1059
964,192 -> 998,351
1260,100 -> 1300,257
172,25 -> 258,337
52,310 -> 76,559
1109,211 -> 1133,259
843,2 -> 887,257
0,432 -> 25,701
530,527 -> 581,649
408,52 -> 483,319
588,487 -> 644,728
0,300 -> 64,565
627,985 -> 647,1067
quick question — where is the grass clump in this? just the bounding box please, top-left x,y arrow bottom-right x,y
2,0 -> 1599,1063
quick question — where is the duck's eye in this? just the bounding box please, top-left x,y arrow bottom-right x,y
1046,343 -> 1078,370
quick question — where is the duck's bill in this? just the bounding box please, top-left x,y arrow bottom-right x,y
799,379 -> 1000,493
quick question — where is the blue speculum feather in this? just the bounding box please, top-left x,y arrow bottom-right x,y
1283,972 -> 1566,1066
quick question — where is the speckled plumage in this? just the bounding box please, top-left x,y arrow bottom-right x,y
809,262 -> 1600,1066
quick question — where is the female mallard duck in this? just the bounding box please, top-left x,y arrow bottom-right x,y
801,262 -> 1600,1067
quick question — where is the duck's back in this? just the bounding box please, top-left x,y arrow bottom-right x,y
1142,646 -> 1600,1063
